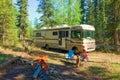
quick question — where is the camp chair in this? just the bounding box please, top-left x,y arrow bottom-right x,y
65,50 -> 74,61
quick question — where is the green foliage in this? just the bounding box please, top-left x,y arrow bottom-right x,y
37,0 -> 83,28
67,0 -> 82,25
16,0 -> 29,40
103,0 -> 120,51
0,0 -> 18,46
86,1 -> 95,25
86,0 -> 120,52
26,21 -> 34,38
72,0 -> 82,25
37,0 -> 55,27
52,0 -> 68,25
80,0 -> 85,23
110,64 -> 120,80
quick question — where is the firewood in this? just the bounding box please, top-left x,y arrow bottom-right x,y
0,56 -> 21,68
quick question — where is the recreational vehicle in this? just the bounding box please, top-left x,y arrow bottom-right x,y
33,24 -> 95,52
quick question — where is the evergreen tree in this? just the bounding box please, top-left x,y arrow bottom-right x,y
67,0 -> 72,25
16,0 -> 29,40
51,0 -> 69,25
37,0 -> 55,27
96,0 -> 107,43
56,0 -> 67,25
86,0 -> 95,25
71,0 -> 82,25
67,0 -> 83,25
86,0 -> 120,51
26,20 -> 33,38
80,0 -> 85,23
37,0 -> 83,28
0,0 -> 18,46
107,0 -> 120,51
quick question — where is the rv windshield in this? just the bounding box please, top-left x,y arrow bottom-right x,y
71,30 -> 82,38
82,30 -> 94,39
71,30 -> 94,39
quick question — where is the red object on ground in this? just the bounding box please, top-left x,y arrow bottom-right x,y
36,55 -> 48,70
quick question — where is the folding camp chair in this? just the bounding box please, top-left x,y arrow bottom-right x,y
65,50 -> 74,61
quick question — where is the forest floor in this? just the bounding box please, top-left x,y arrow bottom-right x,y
0,47 -> 120,80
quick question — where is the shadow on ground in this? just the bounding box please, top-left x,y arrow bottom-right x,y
0,48 -> 119,80
0,53 -> 14,64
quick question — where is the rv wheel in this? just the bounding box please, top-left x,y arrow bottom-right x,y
72,47 -> 78,54
45,44 -> 49,49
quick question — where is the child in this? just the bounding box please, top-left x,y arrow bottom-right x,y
76,49 -> 89,67
74,50 -> 82,67
76,54 -> 81,67
80,49 -> 89,62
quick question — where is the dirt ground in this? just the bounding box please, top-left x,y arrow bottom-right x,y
0,48 -> 120,80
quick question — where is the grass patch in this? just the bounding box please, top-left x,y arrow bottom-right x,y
88,66 -> 109,76
110,63 -> 120,80
0,53 -> 14,64
111,63 -> 120,73
110,74 -> 120,80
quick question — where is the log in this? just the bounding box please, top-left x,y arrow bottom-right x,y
19,58 -> 32,65
0,56 -> 21,69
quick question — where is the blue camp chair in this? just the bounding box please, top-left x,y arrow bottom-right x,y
65,50 -> 74,59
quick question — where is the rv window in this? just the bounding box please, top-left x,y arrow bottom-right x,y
82,30 -> 94,39
66,31 -> 69,37
59,31 -> 67,37
71,30 -> 81,38
36,33 -> 41,37
53,32 -> 58,35
62,31 -> 65,37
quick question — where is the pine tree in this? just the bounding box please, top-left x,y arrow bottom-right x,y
0,0 -> 18,46
80,0 -> 85,23
37,0 -> 83,27
57,0 -> 67,25
86,0 -> 95,25
71,0 -> 82,25
37,0 -> 54,27
16,0 -> 29,40
109,0 -> 120,51
96,0 -> 106,42
67,0 -> 72,25
51,0 -> 68,25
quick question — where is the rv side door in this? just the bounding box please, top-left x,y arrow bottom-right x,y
58,31 -> 62,46
58,31 -> 68,48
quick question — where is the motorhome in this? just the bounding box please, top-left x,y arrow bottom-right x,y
33,24 -> 95,52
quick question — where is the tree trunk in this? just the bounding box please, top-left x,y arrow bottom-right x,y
114,29 -> 120,52
2,16 -> 6,45
20,27 -> 24,40
113,0 -> 120,52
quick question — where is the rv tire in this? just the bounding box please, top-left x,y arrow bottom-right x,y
45,44 -> 49,49
72,47 -> 78,54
